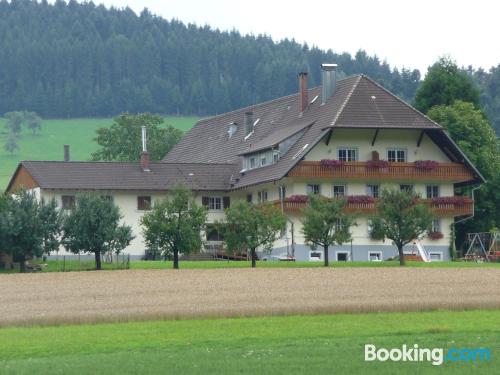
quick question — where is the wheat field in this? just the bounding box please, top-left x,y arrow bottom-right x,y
1,268 -> 499,327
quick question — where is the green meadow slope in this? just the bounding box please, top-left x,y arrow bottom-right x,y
0,310 -> 498,374
0,116 -> 198,190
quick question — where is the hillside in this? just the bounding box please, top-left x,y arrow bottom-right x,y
0,116 -> 198,189
0,0 -> 421,118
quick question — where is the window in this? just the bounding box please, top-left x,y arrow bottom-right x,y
369,252 -> 383,261
337,148 -> 358,161
306,184 -> 321,195
273,151 -> 280,163
429,252 -> 443,261
209,197 -> 222,211
61,195 -> 75,210
400,184 -> 414,192
261,156 -> 267,166
309,251 -> 322,261
137,196 -> 151,211
249,157 -> 256,169
387,148 -> 406,162
246,193 -> 253,203
367,219 -> 374,235
426,185 -> 440,199
431,219 -> 441,233
336,252 -> 349,261
257,190 -> 268,203
332,185 -> 346,197
279,186 -> 286,200
206,224 -> 224,241
366,184 -> 379,198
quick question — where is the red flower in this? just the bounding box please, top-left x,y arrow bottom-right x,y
415,160 -> 439,170
320,159 -> 345,168
347,195 -> 375,204
428,231 -> 444,240
366,160 -> 389,168
286,195 -> 309,203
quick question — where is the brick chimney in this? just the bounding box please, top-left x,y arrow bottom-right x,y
141,126 -> 150,172
64,145 -> 70,162
299,72 -> 308,112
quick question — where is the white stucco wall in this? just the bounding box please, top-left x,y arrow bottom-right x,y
305,128 -> 451,163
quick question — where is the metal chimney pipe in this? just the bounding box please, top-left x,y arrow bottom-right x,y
141,126 -> 147,152
140,126 -> 150,172
64,145 -> 70,162
321,63 -> 338,105
299,72 -> 308,112
244,111 -> 254,136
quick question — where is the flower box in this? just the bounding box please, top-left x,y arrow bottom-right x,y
415,160 -> 439,170
366,160 -> 389,168
320,159 -> 345,168
286,195 -> 309,203
347,195 -> 375,204
428,231 -> 444,240
431,196 -> 469,205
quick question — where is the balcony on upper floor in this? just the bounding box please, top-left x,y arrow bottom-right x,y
272,195 -> 473,217
287,160 -> 475,183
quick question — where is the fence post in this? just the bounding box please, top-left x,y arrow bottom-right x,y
63,256 -> 66,272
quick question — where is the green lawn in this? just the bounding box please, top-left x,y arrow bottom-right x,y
0,116 -> 199,189
2,259 -> 498,274
0,310 -> 497,374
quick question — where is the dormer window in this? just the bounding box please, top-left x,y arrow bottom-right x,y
249,157 -> 256,169
261,155 -> 267,166
273,151 -> 280,163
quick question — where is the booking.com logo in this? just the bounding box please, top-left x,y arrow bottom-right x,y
365,344 -> 491,366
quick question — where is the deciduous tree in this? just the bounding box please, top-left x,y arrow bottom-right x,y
0,191 -> 62,272
141,187 -> 207,269
91,113 -> 183,162
62,195 -> 134,270
301,195 -> 356,267
414,57 -> 480,114
219,201 -> 286,268
370,189 -> 434,266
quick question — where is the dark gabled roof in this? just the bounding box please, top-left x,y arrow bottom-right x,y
7,161 -> 237,192
237,120 -> 314,156
329,75 -> 442,130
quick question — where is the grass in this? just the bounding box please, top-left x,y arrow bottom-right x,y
0,116 -> 199,189
0,310 -> 497,374
2,259 -> 499,274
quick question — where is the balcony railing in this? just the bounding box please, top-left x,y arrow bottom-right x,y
272,196 -> 473,217
287,161 -> 475,183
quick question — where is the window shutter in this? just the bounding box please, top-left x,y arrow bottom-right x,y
223,196 -> 230,209
202,196 -> 209,207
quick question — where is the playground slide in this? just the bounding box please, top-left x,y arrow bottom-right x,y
415,241 -> 431,262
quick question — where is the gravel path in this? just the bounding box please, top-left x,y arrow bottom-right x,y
1,268 -> 499,326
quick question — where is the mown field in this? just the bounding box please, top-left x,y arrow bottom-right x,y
0,310 -> 497,374
0,116 -> 199,189
1,268 -> 499,327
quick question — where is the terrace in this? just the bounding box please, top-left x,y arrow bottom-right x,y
287,160 -> 475,183
272,195 -> 473,217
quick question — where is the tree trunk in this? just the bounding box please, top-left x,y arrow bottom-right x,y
398,245 -> 406,266
323,245 -> 329,267
173,249 -> 179,269
19,254 -> 26,273
95,251 -> 102,270
251,248 -> 256,268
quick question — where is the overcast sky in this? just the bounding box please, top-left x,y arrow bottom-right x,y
97,0 -> 499,74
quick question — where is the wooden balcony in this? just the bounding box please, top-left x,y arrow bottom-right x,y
287,161 -> 475,183
273,197 -> 473,217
